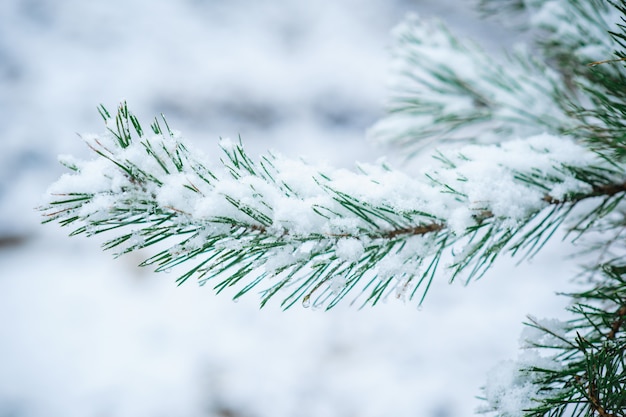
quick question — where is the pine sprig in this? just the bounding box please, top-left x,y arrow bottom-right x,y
373,2 -> 626,163
480,264 -> 626,417
478,0 -> 619,70
41,103 -> 626,309
367,13 -> 575,156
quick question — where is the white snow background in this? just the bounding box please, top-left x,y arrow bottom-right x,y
0,1 -> 579,416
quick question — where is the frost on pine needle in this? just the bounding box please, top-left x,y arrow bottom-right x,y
41,102 -> 625,309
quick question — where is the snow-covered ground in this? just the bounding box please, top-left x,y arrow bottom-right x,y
0,1 -> 576,416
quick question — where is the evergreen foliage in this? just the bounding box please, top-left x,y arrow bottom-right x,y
41,1 -> 626,415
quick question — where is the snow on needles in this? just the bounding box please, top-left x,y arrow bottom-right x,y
479,317 -> 568,417
527,0 -> 620,64
369,14 -> 571,152
51,130 -> 595,238
44,117 -> 606,304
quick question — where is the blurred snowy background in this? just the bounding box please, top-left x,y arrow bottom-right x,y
0,1 -> 578,416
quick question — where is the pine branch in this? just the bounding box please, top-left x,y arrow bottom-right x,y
532,0 -> 619,77
516,1 -> 626,166
478,0 -> 619,72
367,13 -> 576,157
381,2 -> 626,165
41,103 -> 626,309
480,263 -> 626,417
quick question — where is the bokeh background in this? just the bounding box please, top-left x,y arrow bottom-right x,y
0,1 -> 578,416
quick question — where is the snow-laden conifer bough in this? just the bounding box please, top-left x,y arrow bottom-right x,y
41,1 -> 626,416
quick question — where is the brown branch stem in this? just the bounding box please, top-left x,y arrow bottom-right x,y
543,181 -> 626,205
607,304 -> 626,340
575,375 -> 618,417
588,379 -> 617,417
197,179 -> 626,241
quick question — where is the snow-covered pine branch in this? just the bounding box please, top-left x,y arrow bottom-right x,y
41,103 -> 625,309
39,0 -> 626,415
368,14 -> 574,156
480,263 -> 626,417
370,3 -> 626,160
478,0 -> 620,70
